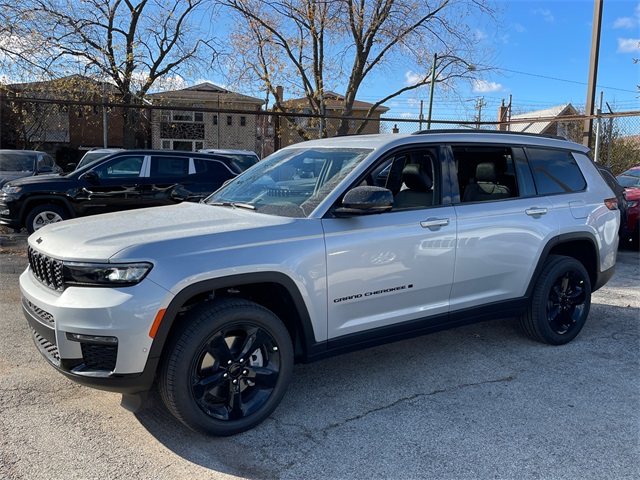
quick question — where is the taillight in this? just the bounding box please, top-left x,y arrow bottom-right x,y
604,198 -> 618,210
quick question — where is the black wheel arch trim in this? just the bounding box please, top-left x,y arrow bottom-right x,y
525,231 -> 610,296
19,195 -> 77,224
147,271 -> 322,369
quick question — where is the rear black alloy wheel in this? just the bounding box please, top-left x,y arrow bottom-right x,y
519,255 -> 591,345
160,299 -> 293,436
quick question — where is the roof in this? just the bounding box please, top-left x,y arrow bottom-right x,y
147,82 -> 264,106
508,104 -> 579,134
5,75 -> 121,95
284,91 -> 389,113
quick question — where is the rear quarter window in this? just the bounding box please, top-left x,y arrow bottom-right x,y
527,148 -> 586,194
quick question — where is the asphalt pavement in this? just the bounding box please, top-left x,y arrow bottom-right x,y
0,230 -> 638,479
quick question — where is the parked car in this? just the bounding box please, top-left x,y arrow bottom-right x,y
616,165 -> 640,245
0,149 -> 249,233
68,148 -> 124,171
0,150 -> 62,188
594,162 -> 628,236
199,148 -> 260,171
20,131 -> 620,436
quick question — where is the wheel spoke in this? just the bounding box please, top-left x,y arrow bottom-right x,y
567,287 -> 585,306
192,371 -> 226,402
226,383 -> 245,420
237,327 -> 271,360
249,365 -> 279,389
206,332 -> 234,364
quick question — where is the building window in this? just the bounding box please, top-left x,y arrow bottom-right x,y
240,116 -> 246,126
227,116 -> 232,126
194,112 -> 204,122
172,111 -> 194,122
162,140 -> 170,149
213,115 -> 218,125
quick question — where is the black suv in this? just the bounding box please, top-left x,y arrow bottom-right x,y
0,150 -> 248,233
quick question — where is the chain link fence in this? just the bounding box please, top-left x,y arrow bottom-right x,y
1,95 -> 638,174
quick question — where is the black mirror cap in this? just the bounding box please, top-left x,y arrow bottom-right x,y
82,170 -> 99,183
334,186 -> 393,217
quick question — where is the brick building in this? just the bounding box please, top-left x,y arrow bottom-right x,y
146,83 -> 264,152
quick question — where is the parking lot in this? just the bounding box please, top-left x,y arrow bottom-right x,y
1,230 -> 638,480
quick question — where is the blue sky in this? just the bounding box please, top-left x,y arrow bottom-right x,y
357,0 -> 640,122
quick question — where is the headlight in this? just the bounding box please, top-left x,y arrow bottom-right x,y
628,200 -> 639,208
62,262 -> 153,287
1,185 -> 22,194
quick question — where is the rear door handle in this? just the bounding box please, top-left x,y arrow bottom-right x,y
420,218 -> 450,228
525,207 -> 548,216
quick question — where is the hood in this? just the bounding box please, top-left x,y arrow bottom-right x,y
4,171 -> 66,187
29,202 -> 297,262
0,171 -> 33,187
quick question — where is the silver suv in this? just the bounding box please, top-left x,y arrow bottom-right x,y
20,131 -> 620,436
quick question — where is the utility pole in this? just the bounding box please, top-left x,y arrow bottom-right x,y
426,53 -> 437,130
475,97 -> 487,129
583,0 -> 603,147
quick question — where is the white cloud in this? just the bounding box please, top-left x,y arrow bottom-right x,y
533,9 -> 554,23
617,38 -> 640,53
614,3 -> 640,29
472,80 -> 504,93
405,70 -> 426,86
512,23 -> 526,33
475,29 -> 487,42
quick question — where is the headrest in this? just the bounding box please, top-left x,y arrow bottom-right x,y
402,164 -> 432,191
476,162 -> 496,183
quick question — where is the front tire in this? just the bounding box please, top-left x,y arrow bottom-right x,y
519,255 -> 591,345
159,298 -> 293,436
25,204 -> 69,234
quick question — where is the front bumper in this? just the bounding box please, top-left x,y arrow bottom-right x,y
0,201 -> 21,229
20,267 -> 171,394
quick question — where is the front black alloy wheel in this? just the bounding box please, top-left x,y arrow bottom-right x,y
159,298 -> 293,436
519,255 -> 591,345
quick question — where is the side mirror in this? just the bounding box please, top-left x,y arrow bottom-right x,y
82,170 -> 100,183
333,186 -> 393,217
65,163 -> 77,172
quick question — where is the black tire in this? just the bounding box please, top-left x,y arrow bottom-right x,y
25,204 -> 69,234
159,298 -> 293,436
519,255 -> 591,345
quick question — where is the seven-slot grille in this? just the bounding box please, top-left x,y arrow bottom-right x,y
28,246 -> 64,291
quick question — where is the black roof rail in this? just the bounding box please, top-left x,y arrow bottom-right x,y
411,129 -> 569,141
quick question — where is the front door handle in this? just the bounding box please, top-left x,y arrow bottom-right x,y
420,218 -> 450,228
525,207 -> 548,216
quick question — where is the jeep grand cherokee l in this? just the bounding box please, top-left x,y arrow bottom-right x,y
0,149 -> 249,233
20,131 -> 620,436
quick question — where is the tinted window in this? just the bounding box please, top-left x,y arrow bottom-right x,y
150,156 -> 189,177
452,145 -> 518,202
94,155 -> 144,178
527,148 -> 586,194
194,159 -> 235,182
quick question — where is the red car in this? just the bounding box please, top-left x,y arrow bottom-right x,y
616,165 -> 640,246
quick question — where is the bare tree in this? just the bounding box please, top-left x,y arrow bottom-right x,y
220,0 -> 498,137
0,0 -> 217,147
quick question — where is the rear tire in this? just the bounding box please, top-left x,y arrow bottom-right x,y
159,298 -> 293,436
519,255 -> 591,345
25,204 -> 68,234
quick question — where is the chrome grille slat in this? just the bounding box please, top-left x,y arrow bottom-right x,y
28,246 -> 64,291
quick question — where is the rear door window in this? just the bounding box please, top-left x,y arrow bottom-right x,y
526,148 -> 586,194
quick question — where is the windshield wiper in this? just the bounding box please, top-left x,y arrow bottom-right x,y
209,201 -> 256,211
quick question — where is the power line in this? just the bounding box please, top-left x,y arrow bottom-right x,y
499,68 -> 637,94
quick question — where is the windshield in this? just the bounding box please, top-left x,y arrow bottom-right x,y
205,147 -> 372,217
617,174 -> 640,188
0,153 -> 35,172
227,154 -> 259,172
77,152 -> 114,170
